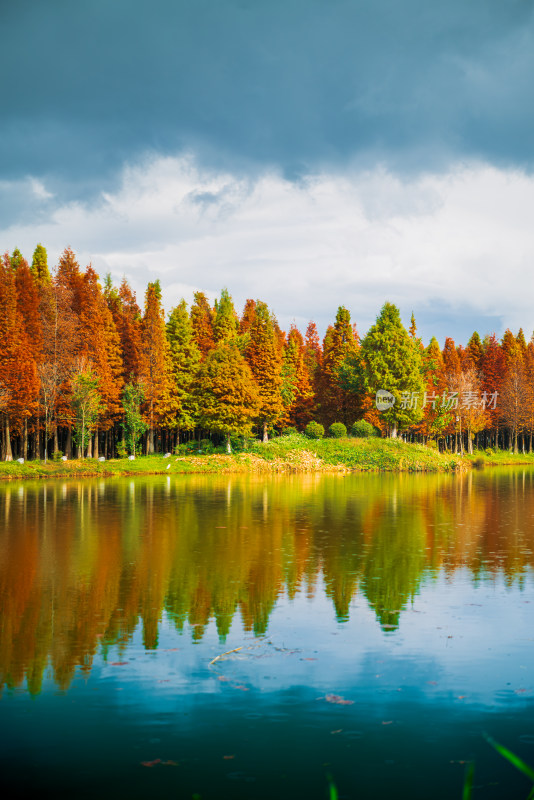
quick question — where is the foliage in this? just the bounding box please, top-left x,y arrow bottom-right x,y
351,420 -> 376,438
329,422 -> 347,438
361,302 -> 425,437
71,363 -> 102,458
121,379 -> 147,457
305,421 -> 324,439
194,341 -> 260,451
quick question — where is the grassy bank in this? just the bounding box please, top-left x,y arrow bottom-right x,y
464,448 -> 534,467
0,434 -> 467,480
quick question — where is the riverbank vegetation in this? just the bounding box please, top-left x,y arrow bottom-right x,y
0,433 -> 467,479
1,245 -> 533,463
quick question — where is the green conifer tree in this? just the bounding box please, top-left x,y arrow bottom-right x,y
166,300 -> 201,434
194,341 -> 259,452
361,302 -> 424,437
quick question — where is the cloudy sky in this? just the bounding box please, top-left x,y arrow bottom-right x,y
2,0 -> 534,343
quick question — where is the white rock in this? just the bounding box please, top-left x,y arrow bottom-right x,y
17,457 -> 24,464
164,452 -> 172,458
128,455 -> 135,461
61,456 -> 68,461
98,456 -> 105,462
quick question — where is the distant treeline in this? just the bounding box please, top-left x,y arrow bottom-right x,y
0,245 -> 531,460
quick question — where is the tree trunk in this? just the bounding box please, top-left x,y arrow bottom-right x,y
86,433 -> 92,458
226,434 -> 232,454
53,424 -> 59,454
390,421 -> 397,438
23,419 -> 28,460
65,427 -> 72,459
4,416 -> 13,461
93,428 -> 99,459
262,422 -> 268,443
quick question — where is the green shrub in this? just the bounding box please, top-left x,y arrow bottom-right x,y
485,447 -> 495,456
305,421 -> 324,439
281,426 -> 299,436
329,422 -> 347,438
426,439 -> 438,449
199,438 -> 214,454
116,440 -> 127,458
351,420 -> 376,438
52,450 -> 64,462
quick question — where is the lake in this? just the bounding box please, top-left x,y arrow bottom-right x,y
1,470 -> 534,799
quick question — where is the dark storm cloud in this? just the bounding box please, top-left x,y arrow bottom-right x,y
1,0 -> 533,195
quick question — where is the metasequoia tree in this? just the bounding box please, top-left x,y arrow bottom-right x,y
190,291 -> 215,358
38,274 -> 79,460
318,307 -> 362,427
78,266 -> 123,454
194,341 -> 259,452
280,325 -> 314,429
0,255 -> 38,460
166,299 -> 201,434
139,281 -> 177,453
361,302 -> 424,437
71,359 -> 102,458
245,301 -> 284,441
121,380 -> 147,457
213,288 -> 239,343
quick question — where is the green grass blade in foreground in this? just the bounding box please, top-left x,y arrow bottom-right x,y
463,762 -> 475,800
484,733 -> 534,782
326,773 -> 339,800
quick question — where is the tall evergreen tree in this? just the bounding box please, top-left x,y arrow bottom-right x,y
139,281 -> 178,453
194,341 -> 259,452
245,301 -> 284,441
31,244 -> 51,285
190,291 -> 215,358
213,288 -> 238,343
318,307 -> 362,427
166,300 -> 201,434
360,302 -> 424,437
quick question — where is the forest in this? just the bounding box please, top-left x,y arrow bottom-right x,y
0,245 -> 531,461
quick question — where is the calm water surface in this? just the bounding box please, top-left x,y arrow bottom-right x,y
1,470 -> 534,799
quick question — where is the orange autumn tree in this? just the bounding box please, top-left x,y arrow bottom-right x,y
139,280 -> 177,453
194,341 -> 259,453
318,306 -> 362,428
280,324 -> 314,429
77,266 -> 123,456
0,254 -> 39,460
245,300 -> 284,441
190,291 -> 216,358
14,256 -> 42,458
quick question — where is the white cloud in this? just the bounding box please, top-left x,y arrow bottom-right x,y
2,154 -> 534,342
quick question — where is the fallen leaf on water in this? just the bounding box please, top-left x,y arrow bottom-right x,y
162,760 -> 177,766
300,658 -> 317,661
157,680 -> 170,683
331,729 -> 343,735
141,759 -> 162,768
382,721 -> 393,725
426,681 -> 438,686
325,694 -> 354,706
217,676 -> 229,682
111,662 -> 128,666
162,648 -> 180,652
223,755 -> 235,760
458,695 -> 467,699
234,685 -> 249,691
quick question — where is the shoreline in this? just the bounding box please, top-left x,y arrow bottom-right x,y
1,436 -> 533,482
